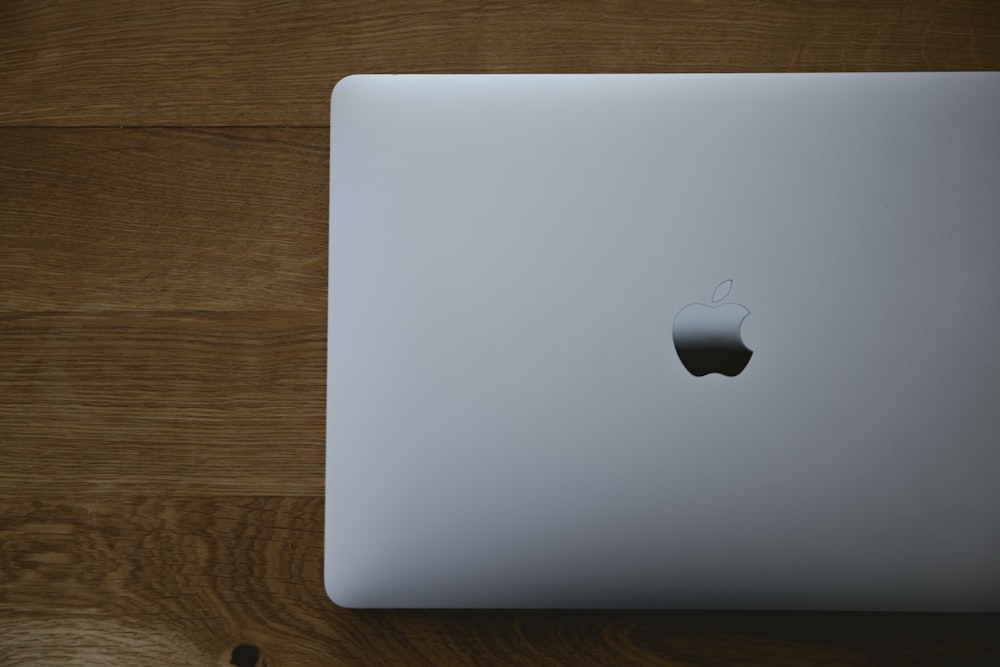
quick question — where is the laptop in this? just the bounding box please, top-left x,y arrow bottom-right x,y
325,73 -> 1000,610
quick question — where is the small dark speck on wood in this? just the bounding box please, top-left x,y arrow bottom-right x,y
230,644 -> 261,667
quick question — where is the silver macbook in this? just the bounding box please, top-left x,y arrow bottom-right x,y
325,73 -> 1000,610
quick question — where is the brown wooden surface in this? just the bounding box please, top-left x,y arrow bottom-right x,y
2,2 -> 1000,665
4,0 -> 1000,127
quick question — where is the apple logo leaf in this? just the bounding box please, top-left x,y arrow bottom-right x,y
712,279 -> 733,303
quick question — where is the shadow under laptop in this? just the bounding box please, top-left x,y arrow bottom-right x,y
348,609 -> 1000,664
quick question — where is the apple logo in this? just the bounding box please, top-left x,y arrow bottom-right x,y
673,280 -> 753,377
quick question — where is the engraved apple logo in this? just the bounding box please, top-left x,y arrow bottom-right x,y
673,280 -> 753,377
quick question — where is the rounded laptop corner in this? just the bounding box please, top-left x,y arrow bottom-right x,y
324,558 -> 367,610
330,73 -> 373,109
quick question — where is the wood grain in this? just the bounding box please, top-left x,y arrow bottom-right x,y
0,128 -> 327,311
2,497 -> 999,667
0,311 -> 324,497
1,128 -> 327,498
2,0 -> 999,126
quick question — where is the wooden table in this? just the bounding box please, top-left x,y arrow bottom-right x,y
2,2 -> 999,665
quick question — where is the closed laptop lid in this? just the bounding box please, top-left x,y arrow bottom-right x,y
326,73 -> 1000,610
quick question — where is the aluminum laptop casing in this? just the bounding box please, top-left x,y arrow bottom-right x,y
326,73 -> 1000,610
